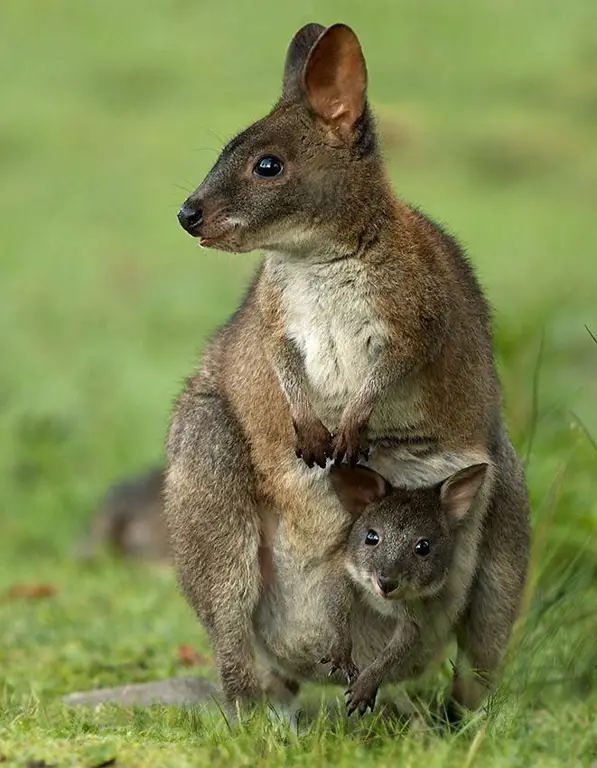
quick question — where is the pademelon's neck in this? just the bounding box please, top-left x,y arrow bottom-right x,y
263,166 -> 402,267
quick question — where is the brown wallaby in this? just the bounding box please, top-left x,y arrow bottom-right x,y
165,22 -> 530,716
327,463 -> 515,718
77,468 -> 170,563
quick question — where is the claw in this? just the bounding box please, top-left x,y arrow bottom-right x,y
345,683 -> 376,717
293,416 -> 333,469
346,666 -> 359,686
327,664 -> 346,680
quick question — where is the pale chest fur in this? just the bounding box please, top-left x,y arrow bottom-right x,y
271,255 -> 387,422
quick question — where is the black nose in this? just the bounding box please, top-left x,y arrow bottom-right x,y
177,203 -> 203,234
378,576 -> 399,595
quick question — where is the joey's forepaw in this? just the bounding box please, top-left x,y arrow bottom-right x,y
345,673 -> 379,716
332,421 -> 369,467
293,416 -> 333,469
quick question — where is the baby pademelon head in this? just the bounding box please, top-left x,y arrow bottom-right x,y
330,463 -> 488,600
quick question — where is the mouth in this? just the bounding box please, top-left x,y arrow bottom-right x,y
199,234 -> 226,248
372,581 -> 400,600
198,222 -> 241,250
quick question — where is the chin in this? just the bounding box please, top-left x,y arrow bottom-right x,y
408,581 -> 446,600
363,588 -> 401,616
200,238 -> 252,254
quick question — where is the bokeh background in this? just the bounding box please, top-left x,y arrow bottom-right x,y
1,0 -> 596,762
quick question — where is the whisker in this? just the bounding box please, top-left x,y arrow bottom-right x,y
173,183 -> 194,194
201,127 -> 226,146
190,147 -> 221,156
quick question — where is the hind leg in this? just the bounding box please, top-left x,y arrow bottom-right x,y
448,439 -> 530,720
165,387 -> 264,710
449,573 -> 515,719
261,668 -> 302,725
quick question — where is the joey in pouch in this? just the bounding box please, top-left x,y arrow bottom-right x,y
329,463 -> 527,717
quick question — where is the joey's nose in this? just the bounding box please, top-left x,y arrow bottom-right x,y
177,202 -> 203,234
378,576 -> 399,595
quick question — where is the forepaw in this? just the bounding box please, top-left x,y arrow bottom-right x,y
293,416 -> 333,469
332,421 -> 369,467
345,673 -> 379,716
319,655 -> 359,686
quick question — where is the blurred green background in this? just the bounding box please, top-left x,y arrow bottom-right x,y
2,0 -> 597,552
1,1 -> 597,763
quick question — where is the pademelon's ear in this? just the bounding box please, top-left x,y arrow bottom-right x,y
282,23 -> 327,100
303,23 -> 367,140
330,465 -> 390,518
439,463 -> 489,524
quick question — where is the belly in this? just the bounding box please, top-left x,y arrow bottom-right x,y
255,584 -> 400,683
254,561 -> 337,681
253,525 -> 398,682
365,444 -> 489,489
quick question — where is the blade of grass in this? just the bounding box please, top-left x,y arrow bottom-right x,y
524,329 -> 545,471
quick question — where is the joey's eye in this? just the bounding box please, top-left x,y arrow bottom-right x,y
253,155 -> 284,178
365,530 -> 380,546
414,539 -> 430,557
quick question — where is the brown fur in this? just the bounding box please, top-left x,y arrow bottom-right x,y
165,23 -> 530,715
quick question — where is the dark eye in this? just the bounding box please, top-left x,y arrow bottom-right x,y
365,530 -> 380,546
253,155 -> 284,178
414,539 -> 430,556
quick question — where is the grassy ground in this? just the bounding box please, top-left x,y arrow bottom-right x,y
1,0 -> 597,765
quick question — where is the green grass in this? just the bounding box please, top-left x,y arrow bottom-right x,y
1,0 -> 597,764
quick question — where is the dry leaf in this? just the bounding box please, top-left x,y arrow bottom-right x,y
177,644 -> 208,667
4,583 -> 57,601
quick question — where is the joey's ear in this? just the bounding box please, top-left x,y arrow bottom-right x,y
282,23 -> 326,99
439,464 -> 489,523
330,465 -> 390,518
303,23 -> 367,140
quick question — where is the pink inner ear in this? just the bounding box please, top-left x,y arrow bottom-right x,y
441,464 -> 488,522
303,24 -> 367,135
330,465 -> 389,517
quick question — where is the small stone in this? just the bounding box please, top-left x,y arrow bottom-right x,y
62,676 -> 220,708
